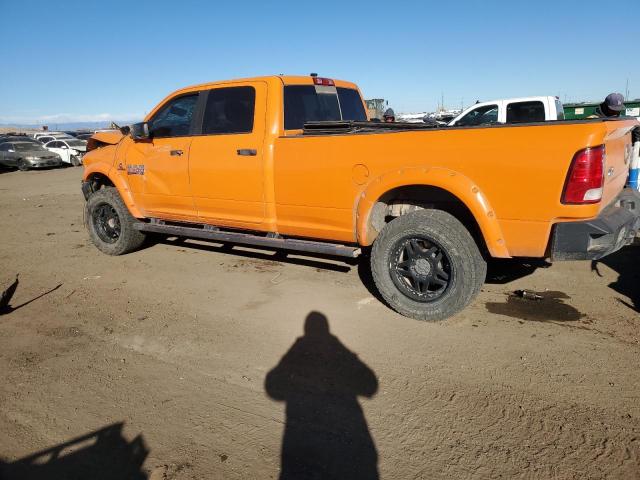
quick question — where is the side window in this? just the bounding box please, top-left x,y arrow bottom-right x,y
202,86 -> 255,135
148,93 -> 199,138
0,143 -> 11,151
455,105 -> 499,127
506,101 -> 545,123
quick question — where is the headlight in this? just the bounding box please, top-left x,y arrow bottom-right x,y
25,156 -> 36,160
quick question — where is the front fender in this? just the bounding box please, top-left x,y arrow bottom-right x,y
83,163 -> 145,219
356,167 -> 510,258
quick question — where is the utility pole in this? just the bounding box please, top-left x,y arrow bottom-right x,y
625,78 -> 629,100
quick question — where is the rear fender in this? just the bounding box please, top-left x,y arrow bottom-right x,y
356,167 -> 510,257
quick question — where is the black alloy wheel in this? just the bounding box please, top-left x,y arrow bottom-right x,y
92,203 -> 121,244
390,236 -> 452,302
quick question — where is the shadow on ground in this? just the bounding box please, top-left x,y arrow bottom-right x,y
157,237 -> 357,273
0,423 -> 148,480
265,312 -> 379,480
485,258 -> 551,284
592,242 -> 640,313
0,275 -> 62,316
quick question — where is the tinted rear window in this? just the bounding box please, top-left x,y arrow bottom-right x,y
337,87 -> 367,122
506,101 -> 545,123
284,85 -> 366,130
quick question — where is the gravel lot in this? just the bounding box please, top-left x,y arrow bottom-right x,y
1,167 -> 639,479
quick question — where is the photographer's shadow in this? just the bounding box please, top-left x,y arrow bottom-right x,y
265,312 -> 379,480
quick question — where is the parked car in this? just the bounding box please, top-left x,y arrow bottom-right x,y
75,133 -> 94,141
43,138 -> 87,166
35,135 -> 57,144
0,141 -> 63,170
0,134 -> 41,145
33,132 -> 74,143
448,96 -> 565,127
64,130 -> 92,138
81,75 -> 640,321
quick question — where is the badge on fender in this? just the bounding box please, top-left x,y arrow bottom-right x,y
127,164 -> 145,175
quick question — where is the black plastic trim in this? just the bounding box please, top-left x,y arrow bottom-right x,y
134,220 -> 361,258
550,188 -> 640,261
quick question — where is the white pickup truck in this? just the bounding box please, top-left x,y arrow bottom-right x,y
448,96 -> 564,127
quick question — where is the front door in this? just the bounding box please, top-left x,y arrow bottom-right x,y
189,82 -> 266,227
124,92 -> 200,221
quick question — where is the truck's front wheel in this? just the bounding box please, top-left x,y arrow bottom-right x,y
85,187 -> 146,256
371,209 -> 486,321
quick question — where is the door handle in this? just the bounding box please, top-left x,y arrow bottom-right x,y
237,149 -> 257,156
170,149 -> 184,156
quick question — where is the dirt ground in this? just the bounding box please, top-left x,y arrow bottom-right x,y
0,167 -> 639,479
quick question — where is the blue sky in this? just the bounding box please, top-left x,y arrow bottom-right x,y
1,0 -> 638,123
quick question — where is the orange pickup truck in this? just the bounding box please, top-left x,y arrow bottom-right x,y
81,75 -> 640,320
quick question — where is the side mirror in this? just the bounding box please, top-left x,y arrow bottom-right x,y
61,145 -> 68,149
8,149 -> 15,153
130,122 -> 150,141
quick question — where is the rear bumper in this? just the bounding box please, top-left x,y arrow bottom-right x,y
550,188 -> 640,260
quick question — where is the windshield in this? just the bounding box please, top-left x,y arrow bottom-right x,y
14,143 -> 45,151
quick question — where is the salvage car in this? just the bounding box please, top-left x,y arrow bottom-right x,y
43,138 -> 86,166
0,141 -> 63,170
80,75 -> 640,321
449,96 -> 564,126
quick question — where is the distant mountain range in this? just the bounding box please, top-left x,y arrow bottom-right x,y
0,120 -> 140,132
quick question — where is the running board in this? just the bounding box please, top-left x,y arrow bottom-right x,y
134,221 -> 361,258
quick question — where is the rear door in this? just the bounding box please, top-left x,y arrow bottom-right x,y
189,82 -> 267,226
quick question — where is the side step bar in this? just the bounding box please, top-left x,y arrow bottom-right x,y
134,221 -> 361,258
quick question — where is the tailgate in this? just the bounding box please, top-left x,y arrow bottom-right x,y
599,119 -> 638,207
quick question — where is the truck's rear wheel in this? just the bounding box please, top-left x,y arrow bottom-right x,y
371,209 -> 486,321
85,187 -> 145,255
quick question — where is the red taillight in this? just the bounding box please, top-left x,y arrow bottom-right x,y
312,77 -> 335,86
562,145 -> 605,204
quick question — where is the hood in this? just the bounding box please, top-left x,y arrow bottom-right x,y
91,130 -> 123,145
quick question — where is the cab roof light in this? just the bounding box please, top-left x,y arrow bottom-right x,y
312,77 -> 335,86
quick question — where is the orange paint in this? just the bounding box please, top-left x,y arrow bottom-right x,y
82,76 -> 638,259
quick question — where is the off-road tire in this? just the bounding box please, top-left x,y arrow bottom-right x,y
85,187 -> 146,255
17,159 -> 29,171
70,155 -> 81,166
371,209 -> 486,321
